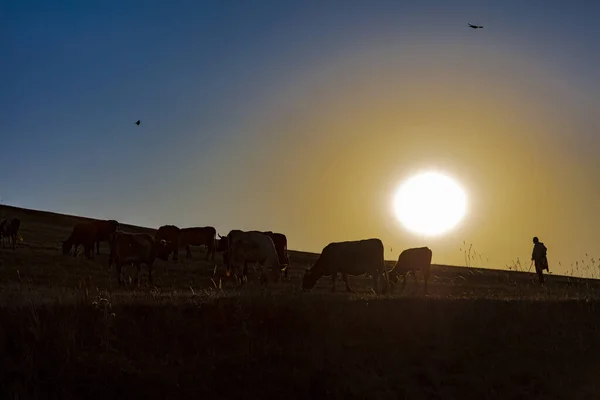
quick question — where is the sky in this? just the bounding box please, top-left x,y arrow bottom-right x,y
3,0 -> 600,274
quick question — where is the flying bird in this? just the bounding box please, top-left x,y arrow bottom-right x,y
468,23 -> 483,29
134,120 -> 140,126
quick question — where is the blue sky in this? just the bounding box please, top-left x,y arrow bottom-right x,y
3,0 -> 600,269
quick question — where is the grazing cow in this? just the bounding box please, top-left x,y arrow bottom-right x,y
218,230 -> 290,279
154,225 -> 181,261
109,231 -> 170,286
226,230 -> 282,284
62,222 -> 98,259
302,238 -> 388,294
0,217 -> 21,250
388,247 -> 433,292
179,226 -> 217,260
92,219 -> 119,255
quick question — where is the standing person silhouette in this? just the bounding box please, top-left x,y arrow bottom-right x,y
531,236 -> 549,284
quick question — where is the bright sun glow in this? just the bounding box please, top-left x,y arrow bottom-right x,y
393,172 -> 468,237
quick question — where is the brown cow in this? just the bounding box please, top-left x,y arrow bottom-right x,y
109,231 -> 170,286
302,238 -> 388,294
179,226 -> 216,260
388,247 -> 432,292
62,222 -> 98,259
92,219 -> 119,255
0,217 -> 21,251
154,225 -> 181,261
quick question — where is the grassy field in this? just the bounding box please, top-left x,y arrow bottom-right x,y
2,205 -> 600,399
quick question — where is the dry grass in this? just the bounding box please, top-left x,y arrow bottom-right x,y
2,205 -> 600,399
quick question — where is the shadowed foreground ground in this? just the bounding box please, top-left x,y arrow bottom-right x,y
2,205 -> 600,399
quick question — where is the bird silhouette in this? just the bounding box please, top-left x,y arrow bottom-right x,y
468,23 -> 483,29
134,120 -> 140,126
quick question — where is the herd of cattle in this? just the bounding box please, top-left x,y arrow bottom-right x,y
0,216 -> 434,293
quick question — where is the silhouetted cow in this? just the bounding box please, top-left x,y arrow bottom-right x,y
302,238 -> 388,294
92,219 -> 119,255
179,226 -> 217,260
62,222 -> 98,259
0,217 -> 21,250
109,231 -> 170,286
388,247 -> 432,292
154,225 -> 181,261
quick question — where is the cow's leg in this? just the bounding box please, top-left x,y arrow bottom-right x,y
173,248 -> 179,262
186,245 -> 192,259
11,234 -> 16,251
342,273 -> 355,293
402,273 -> 407,291
424,269 -> 430,293
72,244 -> 78,257
134,263 -> 141,287
413,270 -> 419,287
242,262 -> 249,284
209,243 -> 215,261
96,241 -> 100,255
116,263 -> 123,286
381,270 -> 389,294
371,273 -> 380,295
148,263 -> 154,285
259,265 -> 268,286
331,273 -> 337,292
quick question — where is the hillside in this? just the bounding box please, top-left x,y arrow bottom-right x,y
2,204 -> 600,399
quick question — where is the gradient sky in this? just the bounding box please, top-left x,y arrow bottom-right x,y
3,0 -> 600,274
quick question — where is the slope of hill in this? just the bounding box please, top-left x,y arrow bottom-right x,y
2,204 -> 600,399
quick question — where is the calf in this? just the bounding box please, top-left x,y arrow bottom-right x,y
109,231 -> 170,286
388,247 -> 433,292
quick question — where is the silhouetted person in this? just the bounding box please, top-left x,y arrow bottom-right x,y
531,236 -> 549,284
134,120 -> 140,126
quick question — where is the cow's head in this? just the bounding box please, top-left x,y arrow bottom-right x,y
301,268 -> 317,291
107,219 -> 119,233
155,239 -> 171,261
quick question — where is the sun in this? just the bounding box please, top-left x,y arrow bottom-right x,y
393,171 -> 468,237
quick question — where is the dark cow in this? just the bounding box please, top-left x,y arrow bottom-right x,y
302,238 -> 388,294
92,219 -> 119,255
226,230 -> 282,284
154,225 -> 181,261
179,226 -> 217,260
0,217 -> 21,250
62,222 -> 98,259
388,247 -> 432,292
217,230 -> 289,279
109,231 -> 170,286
